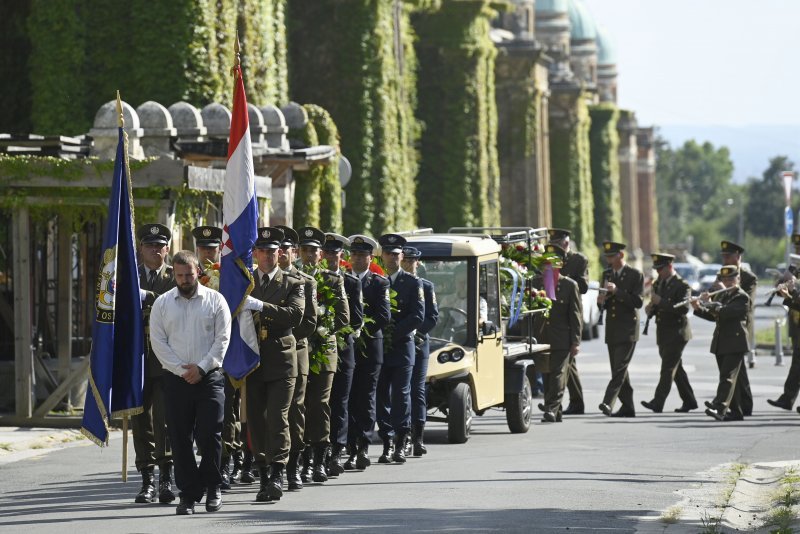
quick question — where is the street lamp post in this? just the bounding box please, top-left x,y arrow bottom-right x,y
726,197 -> 744,245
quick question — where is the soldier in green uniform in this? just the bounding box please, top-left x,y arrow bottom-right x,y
640,253 -> 698,413
192,225 -> 223,268
597,241 -> 643,418
693,265 -> 750,421
718,241 -> 755,415
132,223 -> 176,504
296,226 -> 349,484
532,244 -> 582,423
275,225 -> 317,491
244,227 -> 306,502
548,228 -> 589,415
768,233 -> 800,411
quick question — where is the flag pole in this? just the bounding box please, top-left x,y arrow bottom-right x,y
116,90 -> 130,483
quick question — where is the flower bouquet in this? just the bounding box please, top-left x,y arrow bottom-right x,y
199,260 -> 220,290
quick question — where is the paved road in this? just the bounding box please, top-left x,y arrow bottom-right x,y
0,291 -> 798,533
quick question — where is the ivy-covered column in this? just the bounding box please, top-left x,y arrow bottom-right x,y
616,109 -> 641,256
289,107 -> 321,229
414,0 -> 504,230
589,103 -> 622,244
305,104 -> 342,233
549,86 -> 599,277
288,0 -> 420,235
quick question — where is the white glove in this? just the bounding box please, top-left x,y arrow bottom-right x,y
244,295 -> 264,312
139,289 -> 148,303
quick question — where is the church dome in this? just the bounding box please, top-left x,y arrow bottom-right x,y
536,0 -> 568,13
596,25 -> 616,65
567,0 -> 597,41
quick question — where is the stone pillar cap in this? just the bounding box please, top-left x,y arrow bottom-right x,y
280,102 -> 307,130
200,103 -> 232,138
168,101 -> 207,137
89,99 -> 143,137
136,101 -> 177,137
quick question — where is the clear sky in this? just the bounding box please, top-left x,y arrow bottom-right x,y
582,0 -> 800,127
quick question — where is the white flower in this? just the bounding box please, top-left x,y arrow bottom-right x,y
318,305 -> 327,316
316,326 -> 329,337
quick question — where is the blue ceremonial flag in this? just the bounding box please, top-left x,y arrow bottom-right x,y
81,120 -> 145,446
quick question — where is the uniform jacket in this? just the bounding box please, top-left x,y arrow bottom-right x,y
532,275 -> 582,350
338,272 -> 365,369
250,268 -> 305,382
694,287 -> 750,355
312,269 -> 350,373
418,278 -> 440,338
562,251 -> 589,294
740,267 -> 758,332
287,265 -> 317,376
138,263 -> 176,377
601,264 -> 644,345
355,271 -> 391,339
651,273 -> 692,346
386,269 -> 425,366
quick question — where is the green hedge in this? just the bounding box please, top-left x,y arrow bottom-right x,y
288,0 -> 418,235
290,110 -> 321,229
305,104 -> 342,233
589,103 -> 622,245
0,1 -> 32,134
413,0 -> 503,230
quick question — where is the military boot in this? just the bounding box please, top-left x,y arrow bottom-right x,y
287,449 -> 303,491
267,463 -> 284,501
240,451 -> 256,484
392,435 -> 407,464
328,444 -> 345,477
343,441 -> 358,470
135,466 -> 156,503
412,422 -> 427,456
255,465 -> 271,502
378,437 -> 394,464
220,456 -> 231,491
301,446 -> 314,483
312,445 -> 328,483
158,463 -> 176,503
230,451 -> 243,483
356,438 -> 371,469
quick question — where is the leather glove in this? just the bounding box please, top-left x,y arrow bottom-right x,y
244,295 -> 264,312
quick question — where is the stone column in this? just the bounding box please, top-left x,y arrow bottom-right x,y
617,110 -> 640,258
637,127 -> 658,256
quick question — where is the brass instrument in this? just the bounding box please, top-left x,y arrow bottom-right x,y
642,279 -> 659,336
673,285 -> 737,309
597,270 -> 612,325
765,279 -> 795,306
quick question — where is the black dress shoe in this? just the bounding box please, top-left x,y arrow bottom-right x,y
674,403 -> 698,412
541,411 -> 557,423
767,399 -> 792,410
537,403 -> 546,412
705,408 -> 725,421
704,400 -> 715,409
176,498 -> 195,515
796,406 -> 800,415
723,412 -> 744,422
640,400 -> 662,413
610,409 -> 636,418
562,404 -> 584,415
205,486 -> 222,512
598,403 -> 612,416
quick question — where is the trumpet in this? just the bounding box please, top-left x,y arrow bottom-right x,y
765,279 -> 795,306
589,287 -> 609,294
673,285 -> 737,309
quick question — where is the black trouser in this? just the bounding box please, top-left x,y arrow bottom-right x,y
222,374 -> 242,457
603,342 -> 636,410
738,359 -> 753,415
131,374 -> 172,471
544,350 -> 570,414
652,340 -> 696,409
565,352 -> 584,408
163,371 -> 224,501
778,343 -> 800,406
330,340 -> 355,447
348,339 -> 383,445
713,352 -> 745,417
377,364 -> 413,440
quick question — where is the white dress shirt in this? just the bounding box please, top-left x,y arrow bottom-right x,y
149,283 -> 232,377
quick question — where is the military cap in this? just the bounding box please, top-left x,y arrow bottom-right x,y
651,253 -> 675,269
792,233 -> 800,246
547,228 -> 571,241
378,233 -> 407,253
322,233 -> 351,252
720,240 -> 745,254
402,246 -> 422,259
349,234 -> 378,253
602,241 -> 626,255
191,225 -> 222,247
254,227 -> 284,249
137,223 -> 171,245
296,226 -> 326,247
275,225 -> 299,247
544,243 -> 566,260
718,265 -> 739,278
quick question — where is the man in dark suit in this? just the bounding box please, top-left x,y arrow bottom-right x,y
132,223 -> 176,504
597,241 -> 644,418
769,234 -> 800,411
533,244 -> 582,423
719,240 -> 755,415
296,227 -> 349,484
245,227 -> 305,502
275,225 -> 317,491
344,235 -> 391,470
548,228 -> 588,415
641,253 -> 698,413
400,246 -> 439,455
376,234 -> 425,464
693,265 -> 751,421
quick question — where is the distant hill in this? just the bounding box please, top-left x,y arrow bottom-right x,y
657,124 -> 800,183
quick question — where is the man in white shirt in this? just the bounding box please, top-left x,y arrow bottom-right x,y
149,251 -> 232,515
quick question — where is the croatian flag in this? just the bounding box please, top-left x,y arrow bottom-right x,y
220,64 -> 260,381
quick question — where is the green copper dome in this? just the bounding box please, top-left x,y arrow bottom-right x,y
567,0 -> 597,41
596,25 -> 616,64
536,0 -> 569,13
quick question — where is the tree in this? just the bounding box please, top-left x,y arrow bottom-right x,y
744,156 -> 794,239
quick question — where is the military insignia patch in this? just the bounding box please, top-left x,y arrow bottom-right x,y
203,228 -> 212,237
150,226 -> 159,235
604,243 -> 611,251
305,229 -> 313,237
354,237 -> 364,244
262,229 -> 269,238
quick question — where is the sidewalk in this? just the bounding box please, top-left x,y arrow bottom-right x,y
0,426 -> 99,465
